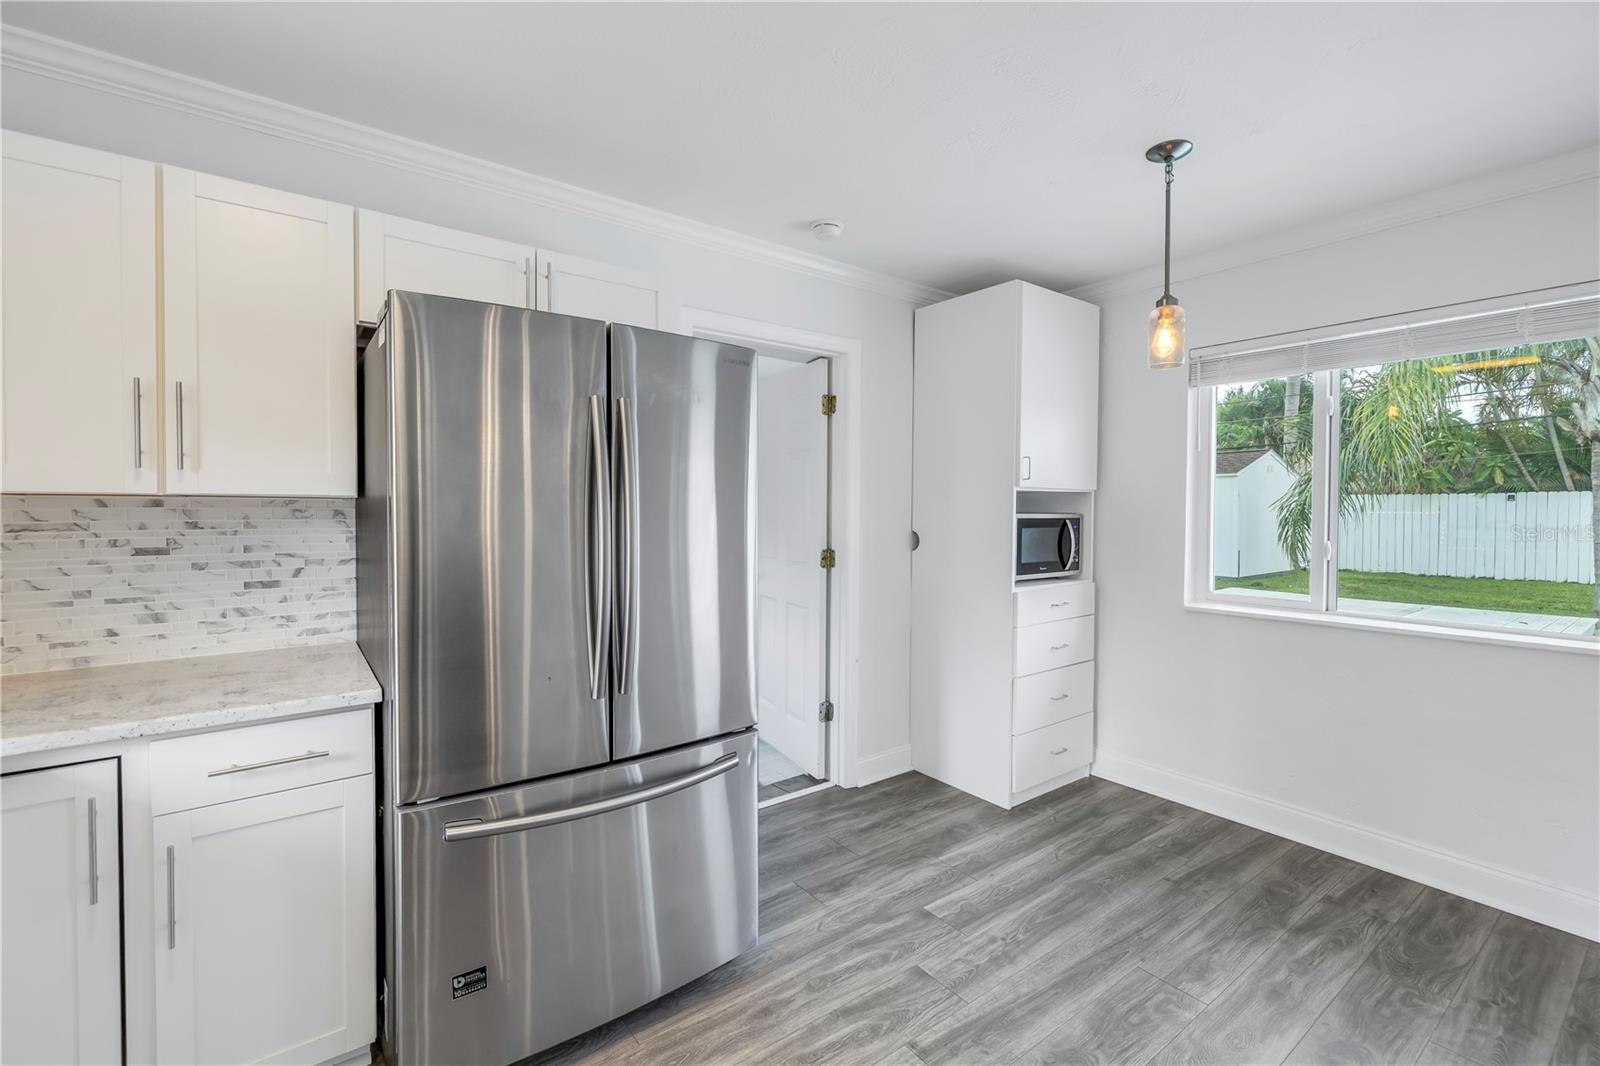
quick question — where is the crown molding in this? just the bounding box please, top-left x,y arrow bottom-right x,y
1067,145 -> 1600,305
1,27 -> 951,307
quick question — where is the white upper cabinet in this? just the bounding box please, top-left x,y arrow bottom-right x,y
2,760 -> 123,1066
1016,282 -> 1100,490
163,169 -> 356,496
356,210 -> 534,323
2,132 -> 159,494
536,249 -> 661,329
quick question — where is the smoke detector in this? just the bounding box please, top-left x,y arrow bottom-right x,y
810,219 -> 845,242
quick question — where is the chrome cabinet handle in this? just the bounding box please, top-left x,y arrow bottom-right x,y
1050,747 -> 1070,755
585,395 -> 612,702
1049,694 -> 1070,702
1021,455 -> 1032,481
132,378 -> 143,470
207,749 -> 329,777
87,797 -> 100,905
613,395 -> 638,695
1050,643 -> 1070,651
174,381 -> 186,471
166,845 -> 176,950
1049,602 -> 1068,608
443,753 -> 740,842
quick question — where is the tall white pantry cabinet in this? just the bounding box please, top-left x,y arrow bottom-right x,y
911,280 -> 1101,809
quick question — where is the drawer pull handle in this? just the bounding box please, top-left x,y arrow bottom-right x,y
1049,601 -> 1068,608
1049,694 -> 1070,702
207,750 -> 331,777
1049,643 -> 1070,651
444,752 -> 740,842
1050,747 -> 1070,755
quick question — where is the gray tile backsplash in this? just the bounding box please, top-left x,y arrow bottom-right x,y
2,495 -> 355,675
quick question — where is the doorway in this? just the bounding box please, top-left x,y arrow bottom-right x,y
754,354 -> 832,801
681,305 -> 861,803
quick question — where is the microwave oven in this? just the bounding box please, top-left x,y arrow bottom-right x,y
1016,513 -> 1082,581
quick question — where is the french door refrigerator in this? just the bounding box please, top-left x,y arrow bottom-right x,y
357,291 -> 758,1066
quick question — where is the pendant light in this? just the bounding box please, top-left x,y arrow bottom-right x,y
1146,138 -> 1193,369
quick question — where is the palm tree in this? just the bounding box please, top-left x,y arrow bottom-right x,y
1532,337 -> 1600,615
1272,359 -> 1455,567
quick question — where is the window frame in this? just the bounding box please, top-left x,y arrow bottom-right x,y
1184,371 -> 1599,653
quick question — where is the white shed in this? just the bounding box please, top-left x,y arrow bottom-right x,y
1213,448 -> 1298,578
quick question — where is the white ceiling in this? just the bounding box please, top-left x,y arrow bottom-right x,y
3,2 -> 1596,294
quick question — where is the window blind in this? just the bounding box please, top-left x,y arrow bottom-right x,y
1188,281 -> 1600,387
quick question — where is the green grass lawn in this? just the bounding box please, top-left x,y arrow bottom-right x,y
1215,568 -> 1596,616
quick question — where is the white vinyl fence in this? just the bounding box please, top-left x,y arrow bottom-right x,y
1336,491 -> 1594,584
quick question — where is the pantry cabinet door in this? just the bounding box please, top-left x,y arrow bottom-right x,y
1,759 -> 123,1066
356,210 -> 533,323
1016,285 -> 1100,490
2,131 -> 158,494
536,249 -> 662,328
153,777 -> 375,1066
163,169 -> 355,496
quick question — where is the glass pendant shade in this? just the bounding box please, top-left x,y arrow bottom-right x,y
1148,302 -> 1187,369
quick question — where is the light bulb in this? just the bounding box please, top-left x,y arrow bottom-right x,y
1148,303 -> 1187,369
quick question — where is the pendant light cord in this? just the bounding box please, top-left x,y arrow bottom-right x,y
1163,158 -> 1174,301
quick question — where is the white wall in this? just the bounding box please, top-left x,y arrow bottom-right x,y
0,63 -> 920,778
1085,173 -> 1600,938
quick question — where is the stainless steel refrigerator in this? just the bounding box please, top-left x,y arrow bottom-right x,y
357,291 -> 758,1066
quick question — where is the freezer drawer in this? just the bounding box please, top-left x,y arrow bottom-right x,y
388,730 -> 758,1066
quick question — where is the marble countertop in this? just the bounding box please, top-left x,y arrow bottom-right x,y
1,644 -> 381,758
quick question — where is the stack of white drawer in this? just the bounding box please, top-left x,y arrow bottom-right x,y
1011,580 -> 1095,794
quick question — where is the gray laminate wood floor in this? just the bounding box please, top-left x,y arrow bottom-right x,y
527,773 -> 1598,1066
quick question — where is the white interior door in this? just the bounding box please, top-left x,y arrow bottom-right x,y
755,358 -> 829,780
1,760 -> 123,1066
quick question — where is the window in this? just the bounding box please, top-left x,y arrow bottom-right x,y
1212,374 -> 1312,602
1190,285 -> 1598,643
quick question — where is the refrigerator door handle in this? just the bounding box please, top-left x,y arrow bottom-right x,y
441,752 -> 741,842
614,395 -> 639,694
586,394 -> 612,702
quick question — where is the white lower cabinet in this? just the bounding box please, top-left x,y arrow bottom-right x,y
153,776 -> 375,1066
1,760 -> 123,1066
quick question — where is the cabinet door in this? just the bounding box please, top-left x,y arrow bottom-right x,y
1,759 -> 122,1066
356,211 -> 533,323
2,132 -> 158,494
1016,285 -> 1100,490
153,777 -> 375,1066
163,169 -> 355,496
536,249 -> 661,328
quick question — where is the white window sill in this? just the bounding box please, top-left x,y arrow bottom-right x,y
1185,597 -> 1600,655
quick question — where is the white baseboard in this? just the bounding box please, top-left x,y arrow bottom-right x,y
1092,749 -> 1599,942
855,744 -> 913,787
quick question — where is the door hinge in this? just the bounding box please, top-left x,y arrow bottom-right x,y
818,699 -> 835,723
819,547 -> 836,570
821,393 -> 838,417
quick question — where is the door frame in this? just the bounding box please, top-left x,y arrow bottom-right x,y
678,307 -> 862,789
